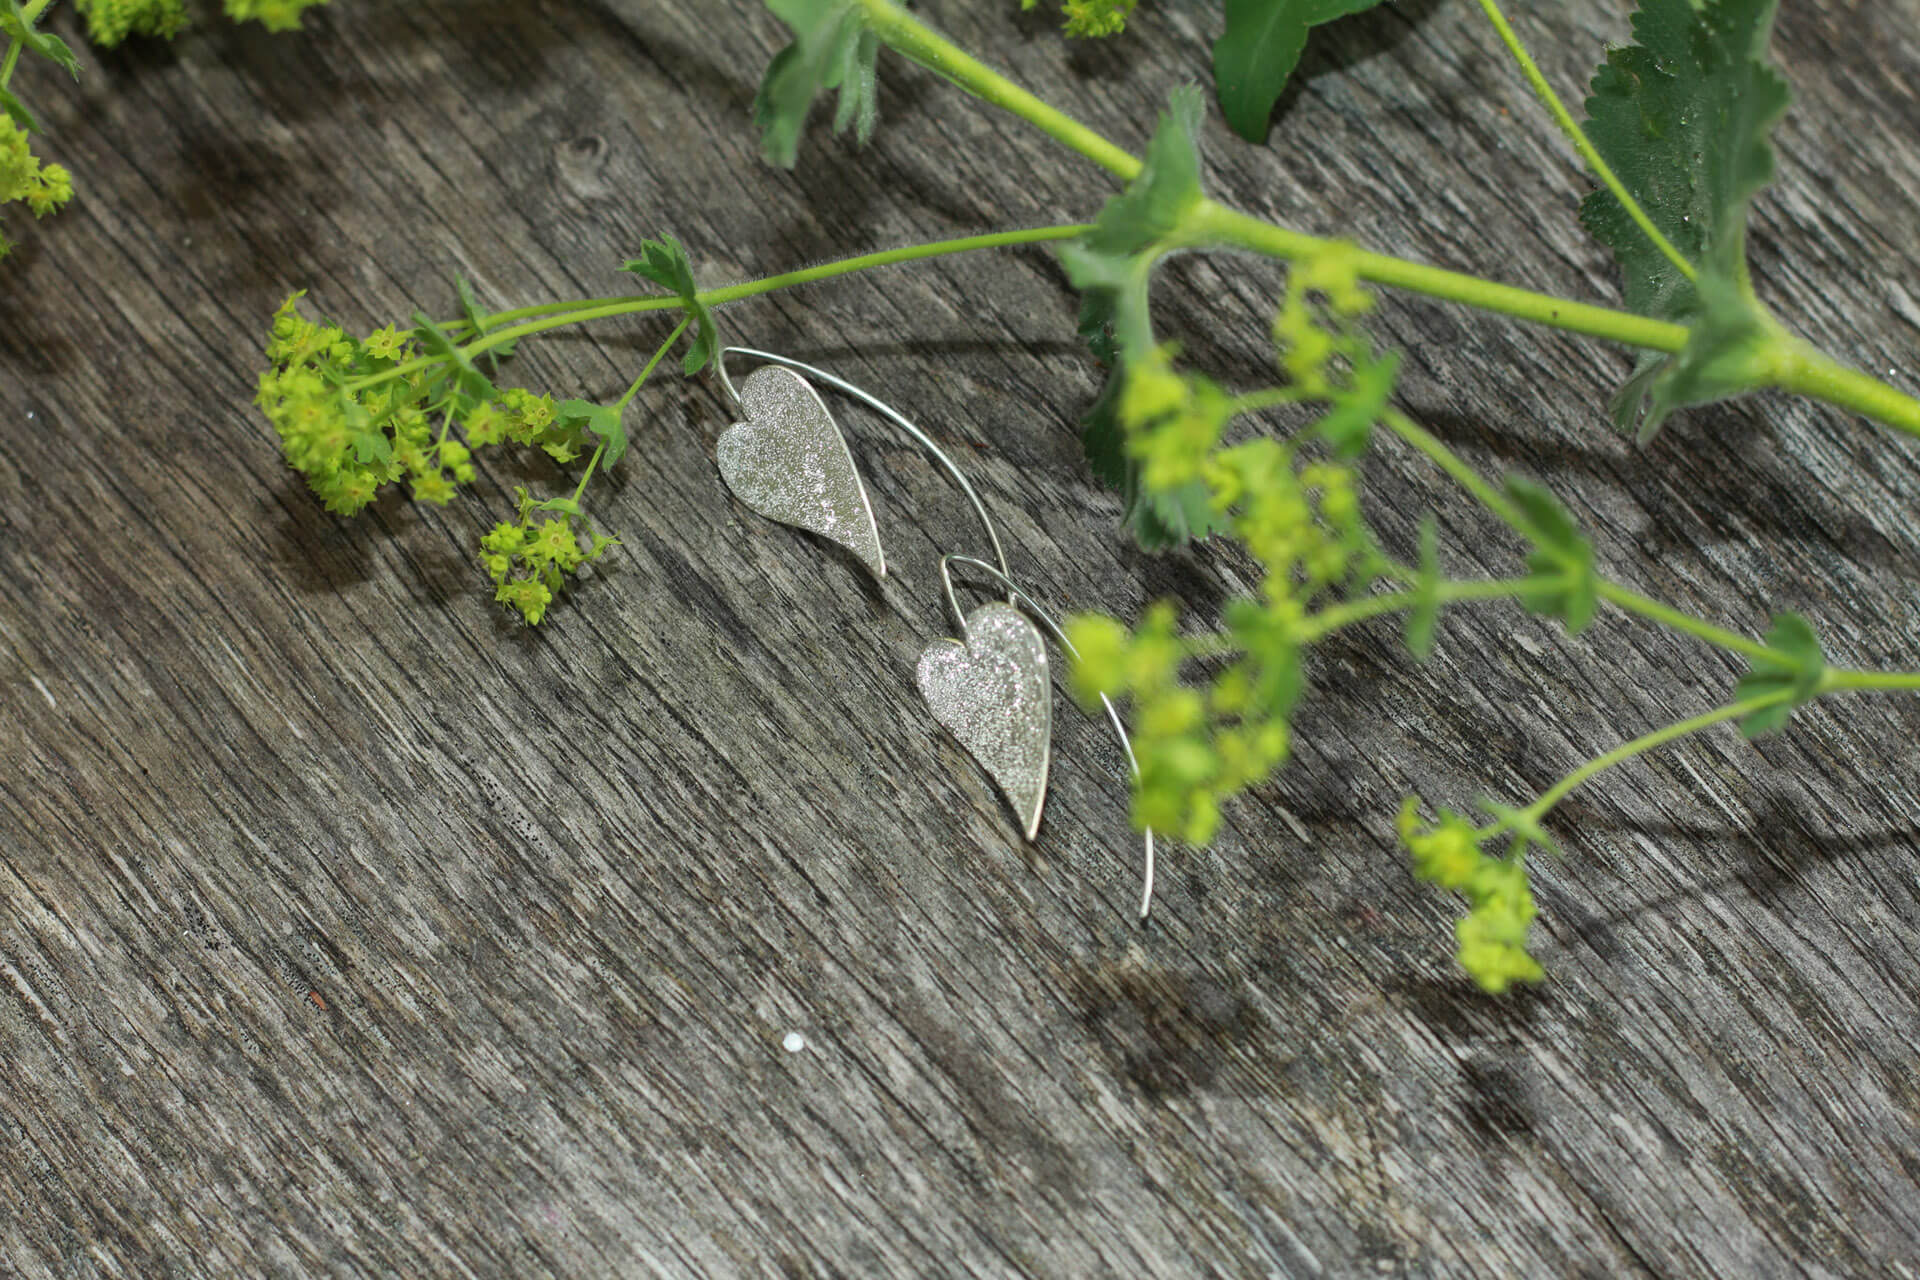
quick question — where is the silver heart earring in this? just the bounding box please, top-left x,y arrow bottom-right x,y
922,554 -> 1158,920
713,346 -> 1008,584
712,348 -> 1156,917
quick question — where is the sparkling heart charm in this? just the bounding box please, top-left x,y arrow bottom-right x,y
916,602 -> 1053,839
717,365 -> 885,578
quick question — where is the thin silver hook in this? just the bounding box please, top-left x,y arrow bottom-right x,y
719,346 -> 1010,584
940,554 -> 1158,922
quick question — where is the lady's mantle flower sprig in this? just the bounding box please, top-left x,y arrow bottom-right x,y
1066,248 -> 1388,847
479,489 -> 619,627
256,290 -> 627,624
1066,244 -> 1547,991
0,113 -> 71,258
1397,800 -> 1543,994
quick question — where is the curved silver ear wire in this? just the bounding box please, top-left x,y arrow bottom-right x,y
717,346 -> 1012,585
935,554 -> 1159,922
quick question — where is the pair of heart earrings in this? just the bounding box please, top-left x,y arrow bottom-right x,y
712,346 -> 1157,919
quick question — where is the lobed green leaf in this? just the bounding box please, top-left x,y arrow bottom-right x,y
1580,0 -> 1791,440
621,235 -> 719,375
556,399 -> 629,468
754,0 -> 880,169
1734,611 -> 1824,735
1505,476 -> 1596,633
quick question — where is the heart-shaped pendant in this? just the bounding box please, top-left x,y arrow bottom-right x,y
717,365 -> 886,578
916,601 -> 1052,838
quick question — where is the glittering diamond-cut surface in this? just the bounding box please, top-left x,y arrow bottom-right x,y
717,365 -> 885,577
916,602 -> 1052,838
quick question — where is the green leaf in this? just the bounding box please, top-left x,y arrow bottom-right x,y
1066,103 -> 1226,554
1059,84 -> 1211,545
2,0 -> 79,78
1475,799 -> 1560,859
620,235 -> 718,375
754,0 -> 879,169
1504,476 -> 1596,634
1313,347 -> 1398,459
1734,611 -> 1825,736
1078,351 -> 1224,550
1079,83 -> 1207,264
1611,265 -> 1780,444
1405,514 -> 1440,662
411,312 -> 497,409
0,86 -> 38,133
1213,0 -> 1384,142
534,496 -> 583,518
339,391 -> 390,466
455,276 -> 518,373
557,398 -> 628,467
1580,0 -> 1791,439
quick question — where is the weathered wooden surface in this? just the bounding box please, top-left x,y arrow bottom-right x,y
4,0 -> 1920,1274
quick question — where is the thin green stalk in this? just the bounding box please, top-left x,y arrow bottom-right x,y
854,0 -> 1141,182
1472,0 -> 1695,284
1381,409 -> 1529,529
1380,409 -> 1782,663
1198,203 -> 1688,352
1822,668 -> 1920,694
1506,691 -> 1788,829
2,0 -> 52,90
1592,582 -> 1778,665
1774,342 -> 1920,441
614,317 -> 688,411
569,316 -> 689,506
1298,576 -> 1549,641
350,226 -> 1090,391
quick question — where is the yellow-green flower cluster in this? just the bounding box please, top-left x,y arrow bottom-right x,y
1073,310 -> 1379,846
1019,0 -> 1138,37
1118,344 -> 1232,494
1067,601 -> 1295,845
1397,799 -> 1543,994
481,490 -> 618,626
222,0 -> 332,33
256,292 -> 585,515
1,117 -> 74,259
74,0 -> 189,45
1273,242 -> 1375,395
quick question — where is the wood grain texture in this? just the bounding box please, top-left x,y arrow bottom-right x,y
4,0 -> 1920,1274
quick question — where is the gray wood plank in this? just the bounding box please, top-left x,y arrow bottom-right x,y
4,0 -> 1920,1274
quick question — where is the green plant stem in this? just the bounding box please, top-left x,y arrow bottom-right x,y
351,225 -> 1091,391
1773,342 -> 1920,441
855,0 -> 1142,182
1472,0 -> 1695,284
1195,203 -> 1686,352
1299,576 -> 1550,641
854,0 -> 1684,351
1495,692 -> 1789,834
1378,408 -> 1781,663
1822,668 -> 1920,694
614,317 -> 688,411
847,0 -> 1920,438
2,0 -> 51,91
1592,582 -> 1777,664
569,316 -> 689,506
